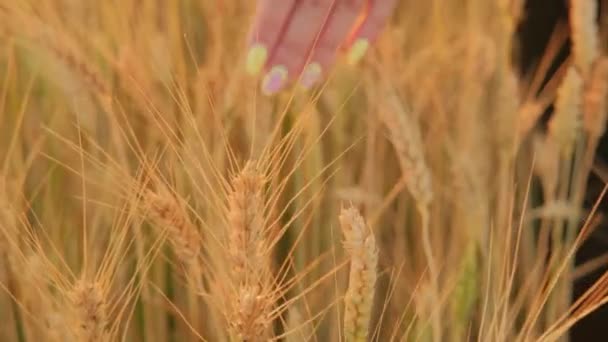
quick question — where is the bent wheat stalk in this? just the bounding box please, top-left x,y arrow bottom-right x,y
380,90 -> 441,340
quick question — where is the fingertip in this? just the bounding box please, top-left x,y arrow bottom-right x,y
245,0 -> 298,75
346,39 -> 370,66
246,44 -> 268,76
261,65 -> 289,96
299,62 -> 323,89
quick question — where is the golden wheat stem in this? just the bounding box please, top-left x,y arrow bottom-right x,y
542,57 -> 608,342
543,62 -> 596,336
418,206 -> 443,342
451,243 -> 479,341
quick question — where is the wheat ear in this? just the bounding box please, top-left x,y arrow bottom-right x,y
146,188 -> 201,267
226,161 -> 274,341
549,66 -> 584,156
583,57 -> 608,140
339,206 -> 378,342
379,93 -> 433,207
69,280 -> 108,342
380,91 -> 441,340
569,0 -> 599,76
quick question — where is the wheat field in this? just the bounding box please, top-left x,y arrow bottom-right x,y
0,0 -> 607,341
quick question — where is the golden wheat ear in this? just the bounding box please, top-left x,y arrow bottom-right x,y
583,57 -> 608,140
145,187 -> 202,268
570,0 -> 599,77
549,66 -> 584,156
68,279 -> 108,342
225,161 -> 276,341
339,206 -> 378,342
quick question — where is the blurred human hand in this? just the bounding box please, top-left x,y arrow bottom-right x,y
246,0 -> 399,95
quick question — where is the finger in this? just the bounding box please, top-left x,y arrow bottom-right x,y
299,0 -> 367,89
245,0 -> 298,76
344,0 -> 399,65
261,0 -> 335,95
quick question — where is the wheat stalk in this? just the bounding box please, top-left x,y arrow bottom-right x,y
20,253 -> 61,341
284,304 -> 315,342
495,67 -> 520,156
339,206 -> 378,342
451,243 -> 479,340
0,179 -> 18,263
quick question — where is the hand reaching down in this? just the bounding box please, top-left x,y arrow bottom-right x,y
246,0 -> 399,95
